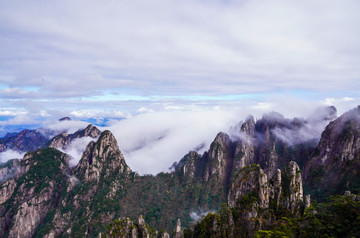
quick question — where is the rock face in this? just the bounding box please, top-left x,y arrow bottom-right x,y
0,129 -> 48,152
41,130 -> 134,237
227,161 -> 307,236
73,130 -> 129,182
48,124 -> 101,150
0,159 -> 20,182
174,219 -> 184,238
0,148 -> 70,238
204,132 -> 233,183
232,116 -> 256,173
101,215 -> 159,238
138,215 -> 150,238
228,164 -> 269,209
304,106 -> 360,200
283,161 -> 303,214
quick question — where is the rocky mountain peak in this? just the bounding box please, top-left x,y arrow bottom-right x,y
304,106 -> 360,199
73,130 -> 129,182
213,132 -> 230,146
241,115 -> 256,137
48,124 -> 101,150
205,132 -> 233,182
82,124 -> 101,137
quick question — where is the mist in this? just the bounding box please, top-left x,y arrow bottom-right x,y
104,110 -> 243,175
271,106 -> 337,145
190,210 -> 215,222
0,149 -> 25,163
59,137 -> 97,167
42,119 -> 92,137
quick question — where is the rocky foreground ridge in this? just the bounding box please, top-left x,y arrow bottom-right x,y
1,106 -> 360,237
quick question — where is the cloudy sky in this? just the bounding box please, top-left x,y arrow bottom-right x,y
0,0 -> 359,172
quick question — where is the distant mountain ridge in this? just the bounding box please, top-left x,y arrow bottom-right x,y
1,106 -> 360,237
0,129 -> 48,153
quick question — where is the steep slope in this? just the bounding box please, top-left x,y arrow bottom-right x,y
2,105 -> 358,237
171,160 -> 307,238
43,130 -> 134,237
304,106 -> 360,200
0,148 -> 70,238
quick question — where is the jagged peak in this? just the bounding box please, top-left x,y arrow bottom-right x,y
315,105 -> 360,151
95,130 -> 119,152
173,151 -> 201,178
73,130 -> 129,182
76,124 -> 101,138
213,132 -> 230,145
48,124 -> 101,150
241,115 -> 255,136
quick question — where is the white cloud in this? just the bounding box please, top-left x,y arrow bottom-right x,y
43,119 -> 90,135
0,108 -> 26,117
59,137 -> 97,167
322,97 -> 358,115
0,150 -> 25,163
105,110 -> 243,174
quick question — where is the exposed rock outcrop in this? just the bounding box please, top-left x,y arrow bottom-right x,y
73,130 -> 129,182
174,219 -> 184,238
227,161 -> 307,235
101,215 -> 158,238
0,148 -> 70,238
42,130 -> 134,237
232,116 -> 256,172
204,132 -> 233,183
48,124 -> 101,150
304,106 -> 360,200
3,105 -> 360,237
283,161 -> 303,214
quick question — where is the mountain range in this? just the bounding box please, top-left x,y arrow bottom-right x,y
1,106 -> 360,237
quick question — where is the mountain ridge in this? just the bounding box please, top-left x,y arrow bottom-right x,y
1,105 -> 360,237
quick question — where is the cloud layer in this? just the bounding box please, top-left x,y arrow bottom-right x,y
105,110 -> 242,174
0,0 -> 359,102
0,150 -> 25,163
0,0 -> 359,173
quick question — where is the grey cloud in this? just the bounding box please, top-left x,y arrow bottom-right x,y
0,0 -> 359,100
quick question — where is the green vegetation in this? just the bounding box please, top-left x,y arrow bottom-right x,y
255,195 -> 360,238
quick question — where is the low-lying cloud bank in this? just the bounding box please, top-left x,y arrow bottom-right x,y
105,110 -> 242,174
0,150 -> 25,163
0,98 -> 358,175
269,106 -> 337,145
59,137 -> 97,167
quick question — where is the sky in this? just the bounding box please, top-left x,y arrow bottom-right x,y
0,0 -> 360,173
